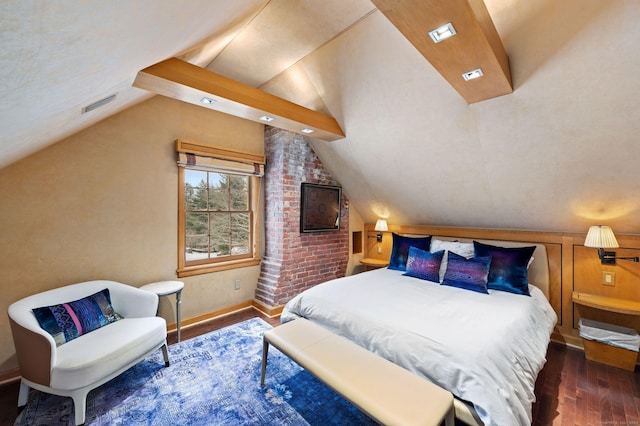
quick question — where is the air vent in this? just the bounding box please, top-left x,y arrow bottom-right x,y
81,94 -> 117,114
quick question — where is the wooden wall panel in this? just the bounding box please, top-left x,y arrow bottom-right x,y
546,243 -> 563,326
573,245 -> 640,300
573,243 -> 640,333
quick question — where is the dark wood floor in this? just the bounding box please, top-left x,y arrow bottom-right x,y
531,337 -> 640,426
1,309 -> 638,426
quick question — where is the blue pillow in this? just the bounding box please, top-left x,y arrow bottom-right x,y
473,241 -> 535,296
403,247 -> 444,282
388,233 -> 432,271
33,288 -> 122,346
441,252 -> 491,294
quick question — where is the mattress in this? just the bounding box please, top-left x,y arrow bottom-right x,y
281,267 -> 557,426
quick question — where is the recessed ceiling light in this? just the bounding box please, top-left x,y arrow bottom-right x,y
462,68 -> 484,81
301,128 -> 315,134
200,97 -> 216,105
429,23 -> 456,43
259,115 -> 274,122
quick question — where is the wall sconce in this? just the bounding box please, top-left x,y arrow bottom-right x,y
368,219 -> 388,242
584,225 -> 639,265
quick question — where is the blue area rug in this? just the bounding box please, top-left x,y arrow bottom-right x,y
15,318 -> 377,425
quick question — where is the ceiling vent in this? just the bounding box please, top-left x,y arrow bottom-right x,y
81,93 -> 117,114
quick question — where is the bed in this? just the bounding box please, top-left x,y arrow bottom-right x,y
281,235 -> 558,426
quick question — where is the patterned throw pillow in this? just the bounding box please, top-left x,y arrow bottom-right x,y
441,252 -> 492,294
429,238 -> 475,281
473,241 -> 536,296
33,288 -> 122,346
388,233 -> 432,271
403,247 -> 444,282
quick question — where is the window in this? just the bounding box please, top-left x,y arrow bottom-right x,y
176,139 -> 264,277
184,170 -> 252,262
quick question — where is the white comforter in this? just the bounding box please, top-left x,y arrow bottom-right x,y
281,268 -> 557,426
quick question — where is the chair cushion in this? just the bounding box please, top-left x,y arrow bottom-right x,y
50,316 -> 166,390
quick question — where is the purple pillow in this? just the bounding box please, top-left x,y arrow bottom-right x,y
441,252 -> 491,294
473,241 -> 535,296
388,233 -> 432,271
403,247 -> 444,282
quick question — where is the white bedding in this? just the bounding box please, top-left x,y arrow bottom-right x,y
281,268 -> 557,426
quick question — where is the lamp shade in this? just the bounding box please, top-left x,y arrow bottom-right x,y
374,219 -> 388,232
584,225 -> 619,248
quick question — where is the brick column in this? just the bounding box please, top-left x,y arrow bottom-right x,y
256,127 -> 349,308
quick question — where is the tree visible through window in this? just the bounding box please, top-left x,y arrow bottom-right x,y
184,170 -> 252,264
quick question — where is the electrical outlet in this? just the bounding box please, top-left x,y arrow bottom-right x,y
602,271 -> 615,286
234,279 -> 240,290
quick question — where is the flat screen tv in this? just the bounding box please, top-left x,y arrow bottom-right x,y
300,183 -> 342,233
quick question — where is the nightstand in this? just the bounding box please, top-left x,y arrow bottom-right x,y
572,291 -> 640,371
140,280 -> 184,343
572,291 -> 640,316
360,258 -> 389,271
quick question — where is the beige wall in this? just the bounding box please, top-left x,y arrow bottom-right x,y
0,96 -> 265,373
264,2 -> 640,234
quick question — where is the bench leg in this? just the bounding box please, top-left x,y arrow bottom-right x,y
260,336 -> 270,386
444,406 -> 455,426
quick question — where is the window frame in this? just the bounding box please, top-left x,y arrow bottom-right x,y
176,140 -> 263,277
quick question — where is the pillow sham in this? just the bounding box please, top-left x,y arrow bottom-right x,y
403,247 -> 445,282
441,252 -> 491,294
33,288 -> 122,346
388,233 -> 432,271
430,238 -> 475,281
429,239 -> 475,258
473,241 -> 536,296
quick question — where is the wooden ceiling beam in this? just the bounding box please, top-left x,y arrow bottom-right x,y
371,0 -> 512,104
133,57 -> 345,141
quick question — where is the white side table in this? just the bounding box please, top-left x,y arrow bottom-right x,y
140,280 -> 184,342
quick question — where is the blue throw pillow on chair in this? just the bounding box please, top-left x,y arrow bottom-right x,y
33,288 -> 122,346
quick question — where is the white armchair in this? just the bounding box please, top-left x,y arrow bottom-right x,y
8,280 -> 169,425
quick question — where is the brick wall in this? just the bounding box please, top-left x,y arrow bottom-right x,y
256,127 -> 349,308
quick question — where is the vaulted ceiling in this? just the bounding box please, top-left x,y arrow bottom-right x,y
2,0 -> 640,233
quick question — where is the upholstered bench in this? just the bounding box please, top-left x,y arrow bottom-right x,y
260,318 -> 454,426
